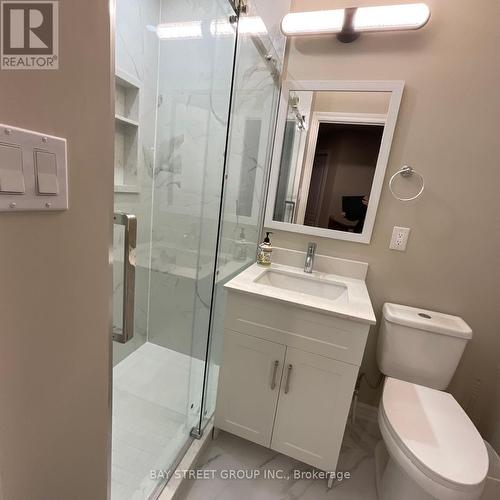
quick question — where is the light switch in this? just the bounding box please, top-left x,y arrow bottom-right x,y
0,143 -> 25,193
35,150 -> 59,195
0,123 -> 68,211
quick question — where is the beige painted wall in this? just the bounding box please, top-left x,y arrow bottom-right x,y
0,1 -> 113,499
489,364 -> 500,453
268,0 -> 500,439
313,90 -> 390,114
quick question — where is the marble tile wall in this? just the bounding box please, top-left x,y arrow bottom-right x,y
148,0 -> 238,429
111,2 -> 292,498
113,0 -> 291,365
113,0 -> 161,365
112,0 -> 290,420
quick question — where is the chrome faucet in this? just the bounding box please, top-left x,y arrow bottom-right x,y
304,242 -> 317,273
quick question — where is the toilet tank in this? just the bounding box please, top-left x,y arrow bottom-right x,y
377,303 -> 473,390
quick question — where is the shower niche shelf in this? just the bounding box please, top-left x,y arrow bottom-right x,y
114,70 -> 141,194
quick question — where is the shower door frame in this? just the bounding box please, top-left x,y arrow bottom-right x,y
148,0 -> 244,495
196,3 -> 284,438
191,0 -> 243,441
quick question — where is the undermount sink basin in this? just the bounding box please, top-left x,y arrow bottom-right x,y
255,269 -> 347,301
224,259 -> 375,324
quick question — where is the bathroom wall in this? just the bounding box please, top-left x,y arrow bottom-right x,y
148,0 -> 237,364
113,0 -> 161,364
269,0 -> 500,438
313,91 -> 390,115
486,364 -> 500,454
148,0 -> 289,364
0,0 -> 113,498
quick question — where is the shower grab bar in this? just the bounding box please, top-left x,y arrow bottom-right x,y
113,212 -> 137,344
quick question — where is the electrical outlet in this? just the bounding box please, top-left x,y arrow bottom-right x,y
390,226 -> 410,251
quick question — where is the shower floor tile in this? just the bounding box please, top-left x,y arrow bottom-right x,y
111,342 -> 207,500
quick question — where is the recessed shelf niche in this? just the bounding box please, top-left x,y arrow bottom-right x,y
114,71 -> 141,193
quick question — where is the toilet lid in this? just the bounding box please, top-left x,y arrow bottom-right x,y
381,378 -> 488,490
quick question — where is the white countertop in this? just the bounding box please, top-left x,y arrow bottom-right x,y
225,262 -> 376,325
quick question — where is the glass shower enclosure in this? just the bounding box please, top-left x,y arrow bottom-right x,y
111,0 -> 281,498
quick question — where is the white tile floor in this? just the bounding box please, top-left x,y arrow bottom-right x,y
111,343 -> 380,500
177,404 -> 381,500
112,342 -> 208,500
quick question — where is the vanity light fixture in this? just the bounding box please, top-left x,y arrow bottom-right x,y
281,3 -> 430,42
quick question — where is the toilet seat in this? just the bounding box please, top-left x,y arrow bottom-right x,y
379,378 -> 488,500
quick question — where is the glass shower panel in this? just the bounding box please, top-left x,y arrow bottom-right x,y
148,0 -> 237,456
113,0 -> 160,367
112,1 -> 163,499
112,0 -> 237,498
203,28 -> 281,420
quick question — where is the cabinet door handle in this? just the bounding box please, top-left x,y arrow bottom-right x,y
284,364 -> 293,394
270,360 -> 279,390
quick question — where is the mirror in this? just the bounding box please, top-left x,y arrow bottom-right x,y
265,81 -> 404,244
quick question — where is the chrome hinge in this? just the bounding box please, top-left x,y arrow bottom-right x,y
190,426 -> 203,440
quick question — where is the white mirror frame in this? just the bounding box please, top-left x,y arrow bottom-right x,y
265,80 -> 405,244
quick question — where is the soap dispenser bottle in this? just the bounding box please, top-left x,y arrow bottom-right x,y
233,227 -> 247,262
257,232 -> 273,266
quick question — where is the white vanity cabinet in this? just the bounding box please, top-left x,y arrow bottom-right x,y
215,290 -> 371,473
215,330 -> 285,447
271,347 -> 358,470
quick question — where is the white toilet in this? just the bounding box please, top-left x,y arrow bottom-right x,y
375,303 -> 489,500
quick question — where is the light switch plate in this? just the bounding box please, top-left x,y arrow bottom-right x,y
0,124 -> 68,212
390,226 -> 410,251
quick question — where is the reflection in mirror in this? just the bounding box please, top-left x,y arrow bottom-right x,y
273,90 -> 390,234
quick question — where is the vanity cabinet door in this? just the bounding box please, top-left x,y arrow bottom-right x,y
271,347 -> 358,471
215,330 -> 286,447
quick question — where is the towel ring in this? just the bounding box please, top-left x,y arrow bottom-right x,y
389,166 -> 425,202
